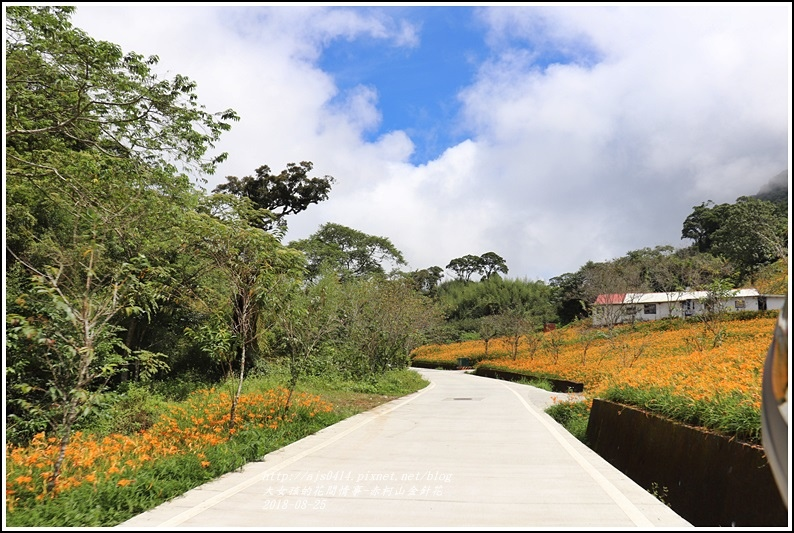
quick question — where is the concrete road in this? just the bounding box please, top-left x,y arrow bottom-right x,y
117,368 -> 692,529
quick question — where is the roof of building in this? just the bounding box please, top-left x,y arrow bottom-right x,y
594,289 -> 785,305
594,293 -> 626,305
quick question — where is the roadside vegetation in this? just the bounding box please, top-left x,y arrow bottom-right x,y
5,366 -> 427,527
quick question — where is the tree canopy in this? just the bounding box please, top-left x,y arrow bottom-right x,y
213,161 -> 334,232
681,195 -> 787,284
445,252 -> 508,282
6,6 -> 238,178
288,222 -> 407,281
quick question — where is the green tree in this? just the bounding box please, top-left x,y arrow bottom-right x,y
445,252 -> 508,282
338,278 -> 444,375
6,242 -> 162,492
5,6 -> 238,180
479,251 -> 509,280
188,195 -> 306,428
5,5 -> 240,384
271,272 -> 343,411
5,5 -> 240,450
183,319 -> 236,380
681,201 -> 731,254
549,271 -> 589,325
289,222 -> 407,281
710,197 -> 788,283
407,266 -> 445,297
213,161 -> 335,232
445,254 -> 483,282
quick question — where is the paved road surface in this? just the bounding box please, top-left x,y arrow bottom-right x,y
117,368 -> 692,529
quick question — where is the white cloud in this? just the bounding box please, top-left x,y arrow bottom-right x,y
67,4 -> 790,282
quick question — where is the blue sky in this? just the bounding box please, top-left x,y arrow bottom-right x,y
317,6 -> 602,165
53,4 -> 792,281
319,7 -> 483,164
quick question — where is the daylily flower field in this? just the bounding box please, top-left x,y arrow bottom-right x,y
6,387 -> 332,512
411,314 -> 779,443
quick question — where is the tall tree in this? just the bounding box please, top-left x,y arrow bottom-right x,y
6,243 -> 161,492
5,5 -> 239,451
446,254 -> 483,282
338,278 -> 444,374
189,195 -> 306,428
710,197 -> 788,283
479,252 -> 509,280
407,266 -> 444,296
5,5 -> 240,379
213,161 -> 334,232
271,271 -> 344,411
5,6 -> 238,181
549,271 -> 589,325
681,201 -> 731,254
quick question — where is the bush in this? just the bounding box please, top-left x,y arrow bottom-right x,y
83,383 -> 167,436
545,400 -> 591,444
516,376 -> 553,391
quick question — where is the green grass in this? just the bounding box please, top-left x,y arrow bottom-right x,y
602,384 -> 762,444
544,400 -> 591,443
515,376 -> 554,391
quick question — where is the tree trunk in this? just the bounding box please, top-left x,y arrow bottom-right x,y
48,400 -> 80,494
229,342 -> 246,429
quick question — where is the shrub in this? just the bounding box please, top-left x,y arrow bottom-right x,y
545,400 -> 591,444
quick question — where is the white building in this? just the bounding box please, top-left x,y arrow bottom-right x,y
591,289 -> 786,327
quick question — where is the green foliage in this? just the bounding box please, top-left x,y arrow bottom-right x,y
345,368 -> 430,396
445,251 -> 508,282
752,258 -> 788,295
549,271 -> 590,324
516,376 -> 554,391
406,265 -> 445,296
268,270 -> 345,408
437,276 -> 556,322
545,400 -> 591,443
710,197 -> 788,282
184,321 -> 236,379
6,5 -> 239,177
146,372 -> 218,401
336,277 -> 445,375
445,254 -> 484,282
649,482 -> 671,507
681,196 -> 787,284
213,161 -> 335,232
82,383 -> 167,436
6,247 -> 154,445
681,200 -> 732,253
4,4 -> 240,450
187,194 -> 308,426
288,222 -> 407,281
479,251 -> 509,279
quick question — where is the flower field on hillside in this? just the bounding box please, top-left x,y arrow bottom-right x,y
411,314 -> 779,443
